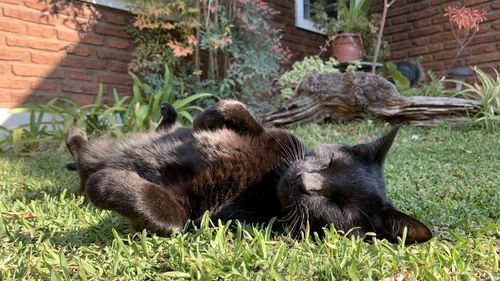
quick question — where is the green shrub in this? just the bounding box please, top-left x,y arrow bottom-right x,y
456,67 -> 500,131
279,56 -> 340,100
398,70 -> 455,97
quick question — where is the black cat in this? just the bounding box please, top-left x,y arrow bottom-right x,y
66,100 -> 432,243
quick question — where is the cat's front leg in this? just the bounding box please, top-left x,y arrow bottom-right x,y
85,168 -> 190,236
193,100 -> 264,136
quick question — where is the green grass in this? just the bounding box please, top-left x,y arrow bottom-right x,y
1,122 -> 499,280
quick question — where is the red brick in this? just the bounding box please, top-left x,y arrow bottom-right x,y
31,80 -> 58,91
31,41 -> 66,51
408,45 -> 442,56
0,89 -> 11,103
66,45 -> 91,57
11,91 -> 62,104
94,25 -> 131,38
429,32 -> 454,42
5,37 -> 29,48
434,51 -> 455,61
97,49 -> 132,62
413,18 -> 431,28
104,85 -> 132,95
421,62 -> 443,71
57,2 -> 101,20
63,19 -> 78,30
0,63 -> 10,74
62,57 -> 106,69
493,2 -> 500,9
99,74 -> 133,85
385,23 -> 412,35
0,78 -> 29,89
81,34 -> 104,46
388,15 -> 407,25
466,0 -> 490,4
409,26 -> 442,38
389,5 -> 412,16
432,15 -> 448,25
390,41 -> 412,51
26,25 -> 55,38
470,34 -> 500,45
497,43 -> 500,51
69,71 -> 92,81
412,1 -> 430,11
3,7 -> 56,25
31,53 -> 60,64
443,42 -> 457,50
0,0 -> 21,4
0,48 -> 27,60
407,9 -> 439,22
57,30 -> 81,42
0,19 -> 25,33
12,64 -> 65,78
24,0 -> 48,10
492,23 -> 500,31
412,37 -> 429,47
466,53 -> 500,65
391,33 -> 408,42
108,61 -> 129,72
104,12 -> 127,25
391,50 -> 407,60
106,37 -> 130,49
472,45 -> 497,54
62,81 -> 99,94
6,36 -> 66,51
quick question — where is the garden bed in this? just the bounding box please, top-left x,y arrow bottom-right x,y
1,122 -> 498,280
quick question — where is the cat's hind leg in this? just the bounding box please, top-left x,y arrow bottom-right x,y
85,168 -> 190,236
193,100 -> 264,136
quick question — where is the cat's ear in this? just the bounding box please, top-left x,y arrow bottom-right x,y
353,125 -> 400,165
380,206 -> 432,244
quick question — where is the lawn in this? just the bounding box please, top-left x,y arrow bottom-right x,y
0,122 -> 498,280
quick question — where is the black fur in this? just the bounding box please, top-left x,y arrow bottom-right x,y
65,101 -> 432,243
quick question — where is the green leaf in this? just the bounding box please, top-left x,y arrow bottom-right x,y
12,128 -> 24,155
172,93 -> 213,110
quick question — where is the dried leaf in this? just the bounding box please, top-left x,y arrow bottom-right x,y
1,211 -> 37,219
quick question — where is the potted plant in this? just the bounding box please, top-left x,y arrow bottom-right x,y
312,0 -> 377,62
444,4 -> 487,89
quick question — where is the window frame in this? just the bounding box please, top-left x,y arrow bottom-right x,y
295,0 -> 359,34
80,0 -> 129,11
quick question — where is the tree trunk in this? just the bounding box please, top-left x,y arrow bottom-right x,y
260,72 -> 484,127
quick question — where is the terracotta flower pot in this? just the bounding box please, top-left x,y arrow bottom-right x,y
330,33 -> 363,62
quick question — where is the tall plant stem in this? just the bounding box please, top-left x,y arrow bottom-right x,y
371,0 -> 395,73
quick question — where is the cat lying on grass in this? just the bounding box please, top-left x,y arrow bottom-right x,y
66,100 -> 432,243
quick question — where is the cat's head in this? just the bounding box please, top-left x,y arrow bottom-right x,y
276,126 -> 432,243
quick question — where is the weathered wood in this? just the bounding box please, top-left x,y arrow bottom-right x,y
261,72 -> 484,127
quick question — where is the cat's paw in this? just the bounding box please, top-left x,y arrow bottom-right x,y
193,100 -> 264,135
65,127 -> 88,156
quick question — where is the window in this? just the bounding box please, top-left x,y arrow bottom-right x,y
295,0 -> 358,34
80,0 -> 129,11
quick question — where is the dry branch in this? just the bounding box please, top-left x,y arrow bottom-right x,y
261,72 -> 483,127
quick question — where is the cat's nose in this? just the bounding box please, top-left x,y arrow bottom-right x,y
294,173 -> 309,194
298,172 -> 324,194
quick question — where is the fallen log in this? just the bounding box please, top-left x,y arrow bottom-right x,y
261,72 -> 484,127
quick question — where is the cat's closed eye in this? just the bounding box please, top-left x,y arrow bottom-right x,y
327,157 -> 335,169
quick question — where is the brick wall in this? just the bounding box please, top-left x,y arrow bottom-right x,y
269,0 -> 327,61
0,0 -> 325,108
372,0 -> 500,78
0,0 -> 135,108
